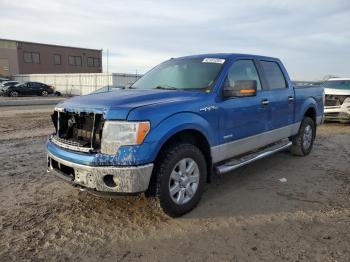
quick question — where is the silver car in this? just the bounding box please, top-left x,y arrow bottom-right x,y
324,78 -> 350,123
0,81 -> 19,95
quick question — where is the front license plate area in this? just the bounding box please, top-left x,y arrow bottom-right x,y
75,170 -> 96,188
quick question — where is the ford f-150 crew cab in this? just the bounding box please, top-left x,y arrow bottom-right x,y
46,53 -> 324,217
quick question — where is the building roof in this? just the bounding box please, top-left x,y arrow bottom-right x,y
0,38 -> 101,52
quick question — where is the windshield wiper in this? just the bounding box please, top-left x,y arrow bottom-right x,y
183,87 -> 211,92
155,85 -> 177,90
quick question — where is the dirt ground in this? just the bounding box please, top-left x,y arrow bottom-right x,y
0,106 -> 349,262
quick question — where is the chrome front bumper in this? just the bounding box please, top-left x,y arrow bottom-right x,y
324,105 -> 350,122
47,152 -> 153,194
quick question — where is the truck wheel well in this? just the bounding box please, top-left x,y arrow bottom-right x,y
304,107 -> 316,124
147,129 -> 212,196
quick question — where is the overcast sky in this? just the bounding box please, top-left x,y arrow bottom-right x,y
1,0 -> 349,80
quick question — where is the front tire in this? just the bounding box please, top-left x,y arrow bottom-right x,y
10,91 -> 19,97
41,90 -> 48,96
154,143 -> 207,217
290,117 -> 316,156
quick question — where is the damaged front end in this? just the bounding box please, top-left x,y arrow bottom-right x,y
47,107 -> 154,195
324,94 -> 350,123
50,109 -> 105,153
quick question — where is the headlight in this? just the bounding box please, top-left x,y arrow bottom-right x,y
101,121 -> 150,155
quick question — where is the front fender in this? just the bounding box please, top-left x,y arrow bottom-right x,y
145,112 -> 217,161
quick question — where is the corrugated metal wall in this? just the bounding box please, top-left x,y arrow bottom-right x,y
12,73 -> 141,95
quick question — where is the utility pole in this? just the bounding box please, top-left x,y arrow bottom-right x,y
107,48 -> 109,73
106,48 -> 109,89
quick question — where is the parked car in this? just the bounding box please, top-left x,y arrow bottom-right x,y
0,81 -> 19,95
323,78 -> 350,123
46,53 -> 324,217
3,81 -> 54,97
0,77 -> 10,83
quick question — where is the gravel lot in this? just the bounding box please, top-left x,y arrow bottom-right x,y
0,106 -> 349,261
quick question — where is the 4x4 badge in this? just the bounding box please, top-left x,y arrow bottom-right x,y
199,106 -> 218,112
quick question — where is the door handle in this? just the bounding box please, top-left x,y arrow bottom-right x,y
288,96 -> 294,102
261,99 -> 269,106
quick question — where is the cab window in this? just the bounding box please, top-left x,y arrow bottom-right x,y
260,61 -> 287,89
226,60 -> 262,90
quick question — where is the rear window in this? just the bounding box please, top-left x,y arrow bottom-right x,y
323,80 -> 350,90
260,61 -> 287,89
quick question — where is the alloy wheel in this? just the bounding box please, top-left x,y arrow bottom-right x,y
303,124 -> 313,150
168,158 -> 200,205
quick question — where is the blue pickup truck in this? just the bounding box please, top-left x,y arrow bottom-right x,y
47,53 -> 324,217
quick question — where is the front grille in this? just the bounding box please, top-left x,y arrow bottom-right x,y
51,110 -> 104,152
325,95 -> 348,107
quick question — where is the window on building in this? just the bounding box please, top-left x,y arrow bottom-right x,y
68,56 -> 75,65
53,54 -> 61,65
87,57 -> 100,67
68,56 -> 82,66
87,57 -> 94,67
24,52 -> 40,64
93,58 -> 100,67
76,56 -> 82,66
260,61 -> 287,89
32,52 -> 40,64
24,52 -> 32,63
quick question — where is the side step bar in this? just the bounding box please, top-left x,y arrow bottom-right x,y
215,139 -> 292,175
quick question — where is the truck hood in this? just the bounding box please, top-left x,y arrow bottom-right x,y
324,88 -> 350,96
55,89 -> 203,119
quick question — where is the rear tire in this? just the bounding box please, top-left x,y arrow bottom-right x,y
153,143 -> 207,217
290,117 -> 316,156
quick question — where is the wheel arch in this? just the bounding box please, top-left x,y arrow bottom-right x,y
303,106 -> 317,125
147,128 -> 213,197
298,95 -> 319,124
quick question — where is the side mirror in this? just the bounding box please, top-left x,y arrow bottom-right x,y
223,80 -> 257,98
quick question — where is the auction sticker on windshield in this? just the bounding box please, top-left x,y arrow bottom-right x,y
202,58 -> 225,64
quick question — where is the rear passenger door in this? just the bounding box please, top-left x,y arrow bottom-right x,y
258,60 -> 294,131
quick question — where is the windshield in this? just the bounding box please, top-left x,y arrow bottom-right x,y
323,80 -> 350,90
131,58 -> 225,92
4,81 -> 17,86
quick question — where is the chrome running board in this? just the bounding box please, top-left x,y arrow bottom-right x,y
215,139 -> 292,174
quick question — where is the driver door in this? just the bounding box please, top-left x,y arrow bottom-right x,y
19,83 -> 31,95
216,59 -> 270,161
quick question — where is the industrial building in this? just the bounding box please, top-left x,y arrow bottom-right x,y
0,39 -> 102,77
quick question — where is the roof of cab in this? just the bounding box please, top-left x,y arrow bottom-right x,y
174,53 -> 279,61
